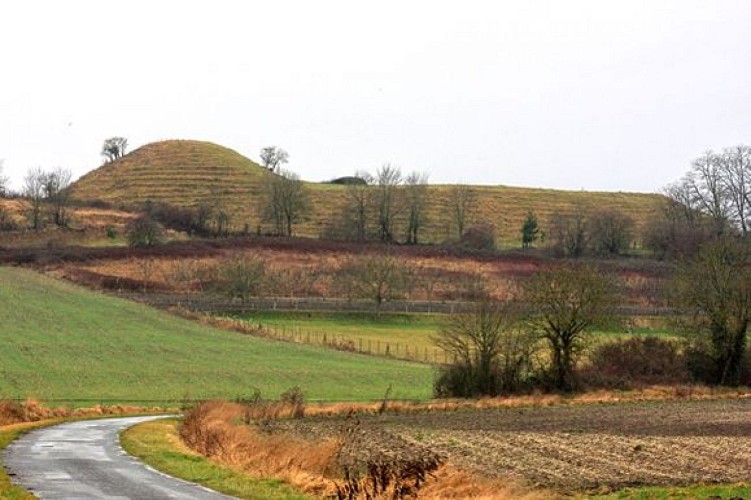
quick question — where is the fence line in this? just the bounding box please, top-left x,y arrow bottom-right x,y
259,323 -> 448,365
120,292 -> 674,318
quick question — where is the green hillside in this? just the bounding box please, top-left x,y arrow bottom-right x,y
0,267 -> 433,403
69,140 -> 664,246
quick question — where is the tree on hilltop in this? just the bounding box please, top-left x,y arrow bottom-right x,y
259,146 -> 289,173
101,137 -> 128,163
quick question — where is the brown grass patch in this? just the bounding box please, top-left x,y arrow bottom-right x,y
0,398 -> 172,426
179,400 -> 549,499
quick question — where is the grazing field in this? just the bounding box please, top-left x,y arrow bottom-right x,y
68,140 -> 664,246
228,311 -> 672,363
274,399 -> 751,493
0,267 -> 433,403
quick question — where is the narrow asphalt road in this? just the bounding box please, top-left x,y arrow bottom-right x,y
3,415 -> 235,499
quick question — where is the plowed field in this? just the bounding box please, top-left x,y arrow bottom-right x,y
277,399 -> 751,492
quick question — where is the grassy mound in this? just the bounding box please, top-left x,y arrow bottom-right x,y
69,139 -> 664,245
0,267 -> 433,404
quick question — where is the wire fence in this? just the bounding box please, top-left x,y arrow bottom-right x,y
258,323 -> 448,364
120,292 -> 675,317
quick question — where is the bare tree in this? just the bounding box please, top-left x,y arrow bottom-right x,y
434,299 -> 537,396
259,146 -> 289,173
672,237 -> 751,386
522,264 -> 617,391
338,253 -> 408,313
374,164 -> 402,243
23,167 -> 46,230
214,254 -> 266,302
404,171 -> 429,244
686,151 -> 731,235
646,180 -> 715,259
125,215 -> 165,247
344,170 -> 374,241
717,145 -> 751,236
43,167 -> 72,227
448,184 -> 476,240
260,169 -> 310,237
550,207 -> 589,257
589,209 -> 634,256
0,160 -> 7,197
101,137 -> 128,163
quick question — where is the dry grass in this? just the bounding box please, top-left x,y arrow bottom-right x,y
57,241 -> 668,311
180,400 -> 338,496
179,399 -> 554,499
289,384 -> 751,419
0,399 -> 172,426
177,387 -> 751,498
67,140 -> 663,246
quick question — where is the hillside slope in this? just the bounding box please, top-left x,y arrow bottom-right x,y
0,267 -> 432,403
70,140 -> 664,245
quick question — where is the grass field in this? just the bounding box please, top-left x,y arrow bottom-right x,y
0,267 -> 433,404
227,311 -> 673,363
68,140 -> 664,246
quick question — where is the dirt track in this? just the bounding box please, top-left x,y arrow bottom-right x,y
279,398 -> 751,492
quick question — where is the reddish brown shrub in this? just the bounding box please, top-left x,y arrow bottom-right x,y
580,336 -> 690,389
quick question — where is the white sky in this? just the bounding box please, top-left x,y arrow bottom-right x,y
1,1 -> 750,192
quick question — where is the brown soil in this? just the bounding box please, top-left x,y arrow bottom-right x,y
273,398 -> 751,492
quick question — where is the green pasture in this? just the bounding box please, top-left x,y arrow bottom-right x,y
229,310 -> 675,363
0,267 -> 433,404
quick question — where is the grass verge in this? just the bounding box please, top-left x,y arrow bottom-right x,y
593,483 -> 751,499
120,418 -> 311,500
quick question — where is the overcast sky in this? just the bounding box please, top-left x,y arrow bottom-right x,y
1,1 -> 750,193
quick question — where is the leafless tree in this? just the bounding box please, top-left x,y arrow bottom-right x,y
23,167 -> 46,230
260,169 -> 310,237
125,215 -> 165,247
344,170 -> 374,241
101,137 -> 128,163
686,151 -> 731,235
434,299 -> 537,396
404,171 -> 429,244
672,237 -> 751,386
374,164 -> 402,243
448,184 -> 476,240
717,145 -> 751,236
42,167 -> 72,227
214,254 -> 266,302
550,207 -> 589,257
259,146 -> 289,173
589,209 -> 634,256
522,264 -> 617,391
338,253 -> 409,313
0,160 -> 7,197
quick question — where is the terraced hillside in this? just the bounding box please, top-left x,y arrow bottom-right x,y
70,140 -> 664,246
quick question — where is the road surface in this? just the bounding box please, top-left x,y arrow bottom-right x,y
3,415 -> 235,499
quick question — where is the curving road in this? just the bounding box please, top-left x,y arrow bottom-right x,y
3,415 -> 235,499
